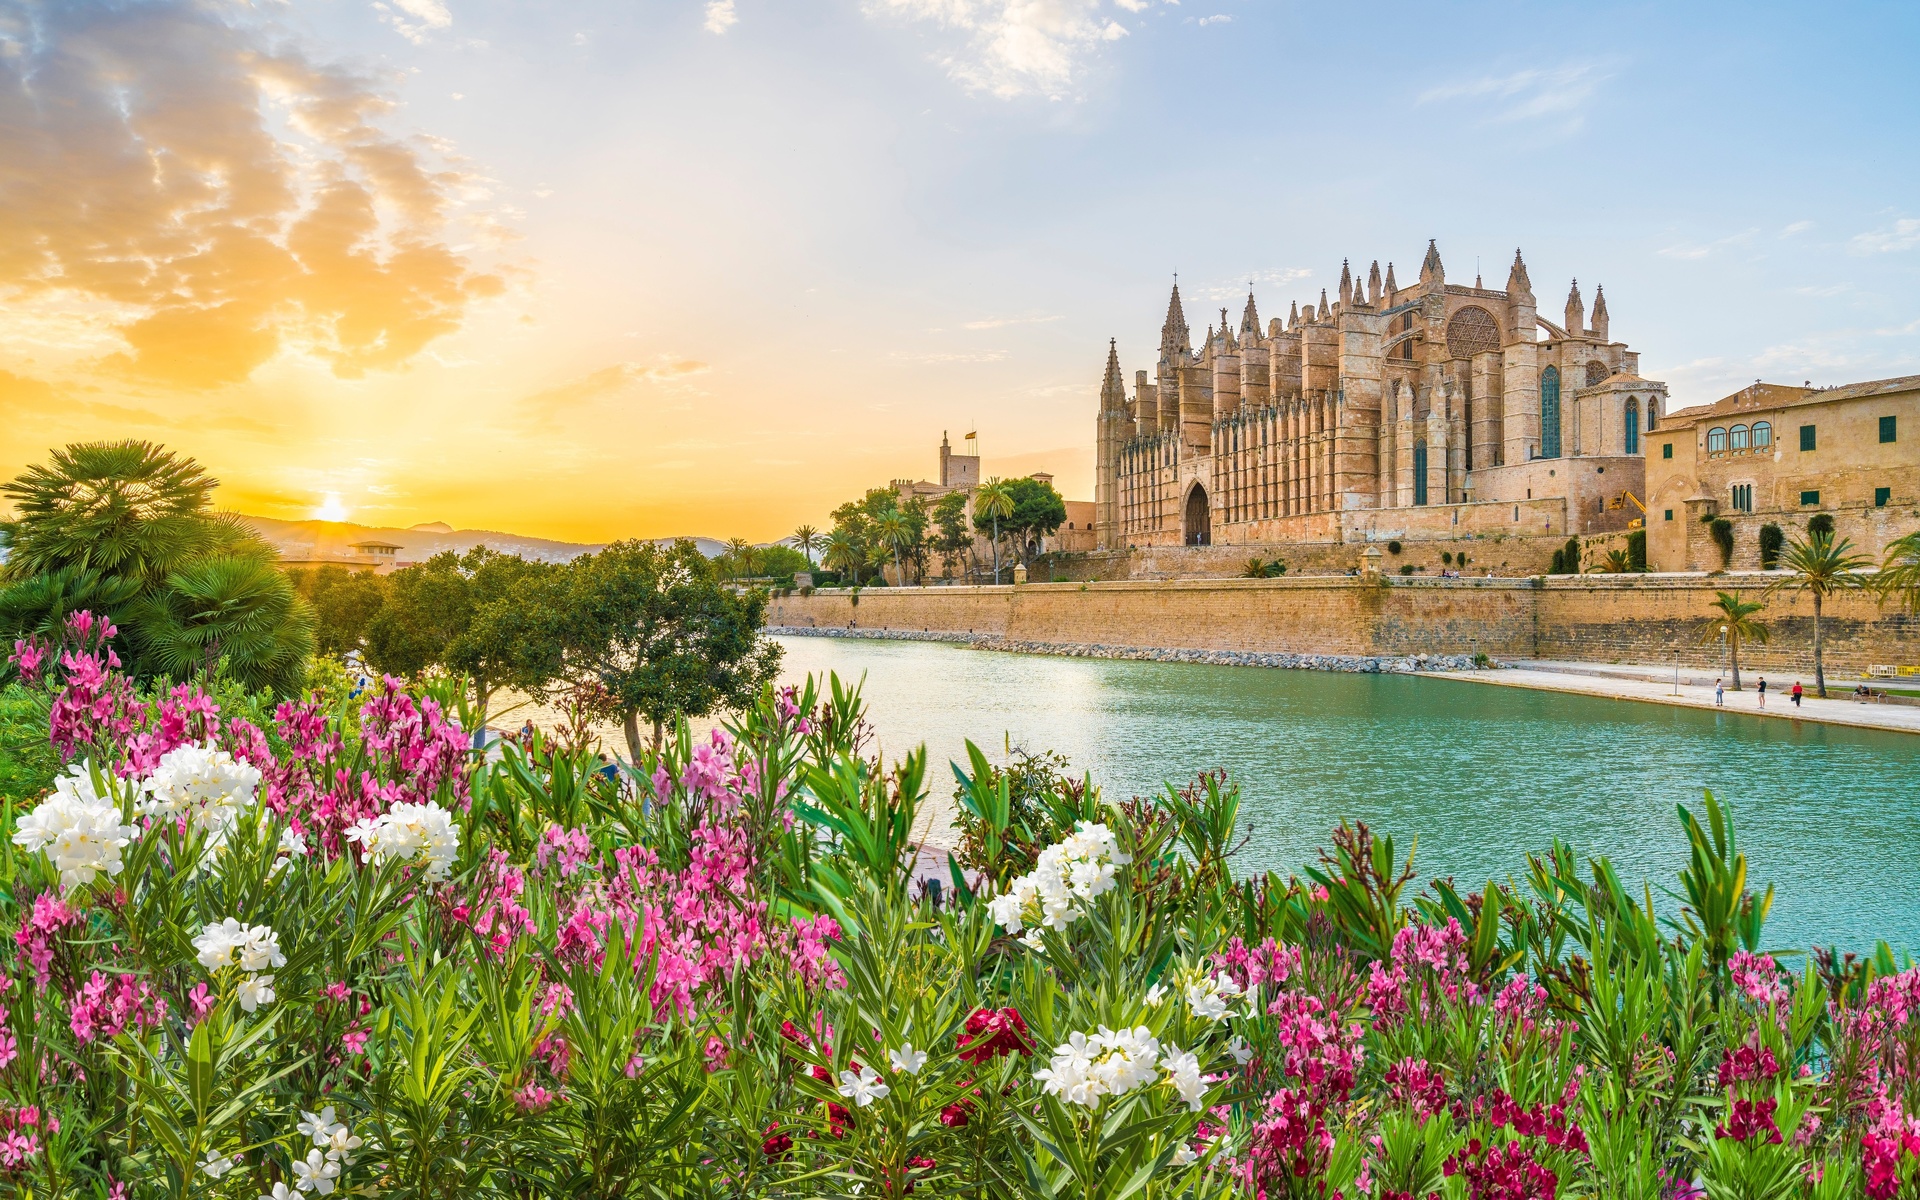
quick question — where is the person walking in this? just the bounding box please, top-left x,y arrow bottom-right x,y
1715,678 -> 1725,706
1757,677 -> 1767,708
1791,680 -> 1803,707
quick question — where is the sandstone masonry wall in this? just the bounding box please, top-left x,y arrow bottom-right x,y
766,577 -> 1920,676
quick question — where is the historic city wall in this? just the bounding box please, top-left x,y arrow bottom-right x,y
766,576 -> 1920,676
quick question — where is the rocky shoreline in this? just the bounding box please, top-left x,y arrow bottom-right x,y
762,625 -> 1486,674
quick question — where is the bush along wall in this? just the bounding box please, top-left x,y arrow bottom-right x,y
2,613 -> 1920,1198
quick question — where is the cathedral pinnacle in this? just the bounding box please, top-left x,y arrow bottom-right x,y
1288,300 -> 1300,329
1317,289 -> 1330,321
1338,259 -> 1353,307
1101,338 -> 1126,411
1565,279 -> 1585,335
1159,279 -> 1191,361
1419,239 -> 1444,286
1506,248 -> 1532,298
1367,260 -> 1382,305
1240,290 -> 1260,340
1384,262 -> 1398,296
1591,285 -> 1609,341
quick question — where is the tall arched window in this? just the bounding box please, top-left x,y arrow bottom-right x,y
1646,398 -> 1659,430
1540,366 -> 1562,458
1707,427 -> 1727,453
1752,421 -> 1772,449
1413,441 -> 1429,506
1730,424 -> 1750,451
1624,398 -> 1640,454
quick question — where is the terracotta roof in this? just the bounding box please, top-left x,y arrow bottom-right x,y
349,540 -> 404,550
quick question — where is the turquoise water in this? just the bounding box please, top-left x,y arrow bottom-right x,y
772,635 -> 1920,957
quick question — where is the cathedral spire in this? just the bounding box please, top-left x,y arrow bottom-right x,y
1367,260 -> 1382,305
1591,285 -> 1609,342
1240,290 -> 1260,341
1565,279 -> 1585,335
1384,262 -> 1398,296
1317,289 -> 1330,321
1159,279 -> 1191,361
1288,300 -> 1300,329
1101,338 -> 1126,411
1338,259 -> 1353,307
1419,239 -> 1444,286
1505,248 -> 1532,299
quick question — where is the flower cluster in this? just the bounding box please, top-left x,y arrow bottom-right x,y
1033,1025 -> 1178,1109
140,742 -> 262,838
193,919 -> 285,1013
986,821 -> 1130,943
280,1105 -> 364,1195
345,801 -> 461,880
12,764 -> 139,889
957,1006 -> 1034,1064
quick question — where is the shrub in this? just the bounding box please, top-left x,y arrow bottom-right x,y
1563,537 -> 1582,572
1759,523 -> 1784,570
1385,540 -> 1402,555
1808,513 -> 1835,537
1548,547 -> 1566,575
1441,551 -> 1453,565
1710,517 -> 1735,567
1627,528 -> 1648,571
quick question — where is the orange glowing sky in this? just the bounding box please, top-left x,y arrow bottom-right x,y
4,1 -> 1918,542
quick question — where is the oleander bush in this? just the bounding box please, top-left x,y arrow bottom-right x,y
2,612 -> 1920,1199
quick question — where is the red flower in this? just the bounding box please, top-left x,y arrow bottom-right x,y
939,1099 -> 973,1127
957,1006 -> 1033,1064
761,1124 -> 792,1159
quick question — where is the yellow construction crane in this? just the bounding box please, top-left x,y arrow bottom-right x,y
1608,490 -> 1648,529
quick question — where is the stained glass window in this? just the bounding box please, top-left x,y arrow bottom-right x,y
1540,367 -> 1561,458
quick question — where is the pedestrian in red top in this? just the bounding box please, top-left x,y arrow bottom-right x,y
1791,681 -> 1803,707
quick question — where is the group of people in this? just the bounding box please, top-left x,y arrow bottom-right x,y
1713,676 -> 1802,708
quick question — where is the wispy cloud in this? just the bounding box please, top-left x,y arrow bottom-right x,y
1417,61 -> 1614,136
862,0 -> 1135,100
519,359 -> 710,423
1656,228 -> 1759,260
961,314 -> 1063,330
890,349 -> 1008,363
1189,266 -> 1312,304
374,0 -> 452,44
1197,13 -> 1231,25
1850,217 -> 1920,255
1779,220 -> 1814,237
703,1 -> 739,35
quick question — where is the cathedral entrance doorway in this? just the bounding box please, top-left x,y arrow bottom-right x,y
1184,483 -> 1211,545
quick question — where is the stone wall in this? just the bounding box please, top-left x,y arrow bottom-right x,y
768,575 -> 1920,676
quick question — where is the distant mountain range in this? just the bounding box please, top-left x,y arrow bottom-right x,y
238,514 -> 729,566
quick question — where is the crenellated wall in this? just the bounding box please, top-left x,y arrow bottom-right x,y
767,576 -> 1920,677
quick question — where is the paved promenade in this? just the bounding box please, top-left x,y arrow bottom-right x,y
1423,659 -> 1920,735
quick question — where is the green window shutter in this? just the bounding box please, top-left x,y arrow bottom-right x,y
1662,442 -> 1673,459
1799,424 -> 1817,451
1881,415 -> 1898,443
1800,490 -> 1820,506
1876,486 -> 1892,507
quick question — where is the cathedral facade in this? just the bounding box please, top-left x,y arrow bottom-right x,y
1094,243 -> 1666,552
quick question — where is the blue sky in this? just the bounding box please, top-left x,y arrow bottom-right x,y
3,0 -> 1917,538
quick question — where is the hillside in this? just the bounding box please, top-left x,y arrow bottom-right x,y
237,515 -> 727,565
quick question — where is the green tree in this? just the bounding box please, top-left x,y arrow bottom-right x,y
1695,591 -> 1769,691
290,566 -> 390,656
1877,531 -> 1920,616
721,537 -> 752,580
931,492 -> 971,580
0,439 -> 215,582
821,530 -> 864,586
560,539 -> 781,761
1708,518 -> 1735,569
365,547 -> 567,733
874,508 -> 911,585
1001,476 -> 1068,566
972,478 -> 1016,583
1768,530 -> 1872,697
754,544 -> 812,581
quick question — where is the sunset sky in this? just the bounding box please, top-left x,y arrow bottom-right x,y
3,0 -> 1918,543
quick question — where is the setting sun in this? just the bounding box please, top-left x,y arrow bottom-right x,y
314,494 -> 350,523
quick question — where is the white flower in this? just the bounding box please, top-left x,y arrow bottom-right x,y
11,764 -> 140,889
987,821 -> 1131,940
299,1106 -> 346,1145
1033,1025 -> 1162,1109
323,1125 -> 364,1163
345,801 -> 460,880
292,1148 -> 340,1194
1186,973 -> 1241,1023
1162,1047 -> 1206,1111
1171,1142 -> 1199,1167
142,743 -> 261,836
836,1065 -> 891,1107
262,1185 -> 298,1200
888,1044 -> 927,1075
200,1149 -> 235,1178
1227,1035 -> 1254,1065
193,919 -> 284,973
236,974 -> 276,1013
1146,983 -> 1168,1006
279,827 -> 309,858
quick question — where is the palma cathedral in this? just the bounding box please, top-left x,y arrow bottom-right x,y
1094,242 -> 1667,551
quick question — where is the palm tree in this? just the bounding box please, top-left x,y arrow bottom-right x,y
1242,557 -> 1269,578
791,524 -> 820,567
1590,549 -> 1634,574
821,530 -> 863,585
1768,530 -> 1872,697
1695,591 -> 1769,691
973,478 -> 1015,584
131,534 -> 317,696
874,509 -> 910,586
1875,531 -> 1920,615
722,537 -> 750,581
1,439 -> 217,582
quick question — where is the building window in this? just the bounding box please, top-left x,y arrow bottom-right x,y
1731,483 -> 1753,512
1540,367 -> 1561,458
1707,427 -> 1727,453
1876,486 -> 1892,507
1882,415 -> 1898,443
1662,442 -> 1673,459
1625,398 -> 1640,454
1730,424 -> 1749,451
1800,424 -> 1816,451
1664,509 -> 1674,521
1753,421 -> 1772,449
1413,441 -> 1428,506
1800,490 -> 1820,506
